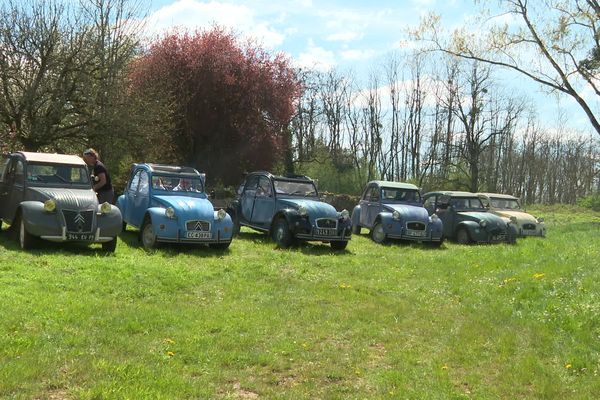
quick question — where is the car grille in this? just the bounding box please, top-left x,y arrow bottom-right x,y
406,221 -> 426,231
186,220 -> 210,231
523,223 -> 536,230
62,210 -> 94,233
316,218 -> 337,229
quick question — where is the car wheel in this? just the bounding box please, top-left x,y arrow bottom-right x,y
209,242 -> 231,250
456,228 -> 471,244
371,222 -> 386,244
232,215 -> 240,236
18,216 -> 36,250
428,237 -> 444,248
351,224 -> 361,235
272,218 -> 293,248
122,221 -> 127,232
330,240 -> 348,250
140,219 -> 158,250
102,237 -> 118,252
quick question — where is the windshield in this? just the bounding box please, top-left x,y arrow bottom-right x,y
381,187 -> 421,203
151,174 -> 204,193
450,197 -> 486,210
273,179 -> 318,197
490,197 -> 521,210
27,163 -> 90,186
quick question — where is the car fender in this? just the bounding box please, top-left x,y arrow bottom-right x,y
143,207 -> 179,237
96,204 -> 123,237
210,210 -> 234,240
456,220 -> 481,238
116,195 -> 127,220
351,205 -> 361,227
270,208 -> 301,231
18,201 -> 55,236
375,211 -> 403,233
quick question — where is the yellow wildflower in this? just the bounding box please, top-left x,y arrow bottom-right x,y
167,351 -> 175,357
533,273 -> 545,279
565,363 -> 572,369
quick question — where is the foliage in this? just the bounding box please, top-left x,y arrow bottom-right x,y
129,27 -> 301,186
0,210 -> 599,398
576,193 -> 600,212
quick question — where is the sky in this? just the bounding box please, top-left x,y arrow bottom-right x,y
143,0 -> 596,135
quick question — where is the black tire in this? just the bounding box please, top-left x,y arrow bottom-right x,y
140,218 -> 158,250
122,221 -> 127,232
370,222 -> 386,244
351,224 -> 361,235
209,242 -> 231,250
17,214 -> 36,250
428,237 -> 444,248
456,228 -> 471,244
272,218 -> 293,248
102,237 -> 118,252
0,219 -> 3,234
330,241 -> 348,250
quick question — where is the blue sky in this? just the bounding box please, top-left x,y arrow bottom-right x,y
144,0 -> 595,134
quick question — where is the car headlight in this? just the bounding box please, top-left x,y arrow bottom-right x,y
100,202 -> 111,214
340,209 -> 350,220
479,220 -> 487,228
510,216 -> 518,224
165,207 -> 175,218
298,205 -> 308,216
43,199 -> 56,212
217,208 -> 227,220
537,217 -> 544,223
430,214 -> 439,223
392,210 -> 401,220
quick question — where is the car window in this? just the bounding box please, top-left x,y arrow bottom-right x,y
138,171 -> 149,195
129,170 -> 142,192
450,197 -> 485,210
244,175 -> 259,192
369,187 -> 380,202
257,177 -> 272,197
14,159 -> 24,184
423,195 -> 436,210
26,163 -> 90,186
381,188 -> 421,202
273,179 -> 318,197
0,157 -> 9,182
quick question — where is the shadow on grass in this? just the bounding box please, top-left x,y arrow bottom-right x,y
0,226 -> 118,257
235,229 -> 353,255
352,232 -> 447,251
119,226 -> 233,258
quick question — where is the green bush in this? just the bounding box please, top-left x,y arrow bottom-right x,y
577,193 -> 600,211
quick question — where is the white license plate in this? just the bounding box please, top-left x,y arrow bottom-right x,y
316,228 -> 337,236
186,231 -> 212,239
406,230 -> 426,237
66,233 -> 95,241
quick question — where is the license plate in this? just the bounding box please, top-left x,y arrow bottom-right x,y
406,230 -> 426,237
186,231 -> 212,239
66,233 -> 95,241
492,235 -> 503,241
316,228 -> 337,236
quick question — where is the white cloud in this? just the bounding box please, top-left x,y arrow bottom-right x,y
326,31 -> 364,42
295,39 -> 336,72
340,49 -> 376,61
145,0 -> 285,48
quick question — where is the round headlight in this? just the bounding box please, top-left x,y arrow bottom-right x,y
340,209 -> 350,220
392,210 -> 401,220
298,205 -> 308,216
217,208 -> 227,220
165,207 -> 175,218
510,216 -> 518,224
43,199 -> 56,212
537,217 -> 544,223
430,214 -> 439,222
100,202 -> 111,214
479,220 -> 488,228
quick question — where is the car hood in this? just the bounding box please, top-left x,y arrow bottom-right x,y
383,204 -> 429,221
493,209 -> 539,223
28,187 -> 98,209
458,211 -> 506,226
153,195 -> 215,220
278,198 -> 338,219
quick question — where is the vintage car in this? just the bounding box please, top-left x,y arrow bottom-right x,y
351,181 -> 444,245
116,163 -> 233,250
423,191 -> 517,244
0,151 -> 122,251
478,192 -> 546,237
228,171 -> 351,249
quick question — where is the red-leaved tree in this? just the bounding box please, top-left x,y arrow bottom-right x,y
129,27 -> 301,185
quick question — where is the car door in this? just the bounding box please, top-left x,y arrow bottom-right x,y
4,158 -> 26,224
0,156 -> 11,220
129,170 -> 150,228
359,185 -> 375,227
251,176 -> 275,227
365,185 -> 382,229
123,169 -> 142,226
240,175 -> 259,224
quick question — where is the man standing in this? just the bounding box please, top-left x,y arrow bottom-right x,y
82,148 -> 114,204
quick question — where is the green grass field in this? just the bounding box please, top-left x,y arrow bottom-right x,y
1,205 -> 599,399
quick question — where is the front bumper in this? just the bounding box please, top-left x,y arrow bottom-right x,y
156,229 -> 232,244
292,219 -> 352,242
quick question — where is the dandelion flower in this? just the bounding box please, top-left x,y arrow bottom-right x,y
533,273 -> 545,279
167,351 -> 175,357
565,363 -> 572,369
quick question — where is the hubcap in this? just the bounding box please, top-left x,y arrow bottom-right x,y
19,220 -> 25,247
143,225 -> 155,247
373,224 -> 385,243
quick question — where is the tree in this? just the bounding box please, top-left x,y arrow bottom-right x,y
130,28 -> 301,185
0,0 -> 143,153
415,0 -> 600,137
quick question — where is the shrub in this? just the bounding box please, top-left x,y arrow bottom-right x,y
576,193 -> 600,211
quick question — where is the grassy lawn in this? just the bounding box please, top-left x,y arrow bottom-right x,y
1,205 -> 599,399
